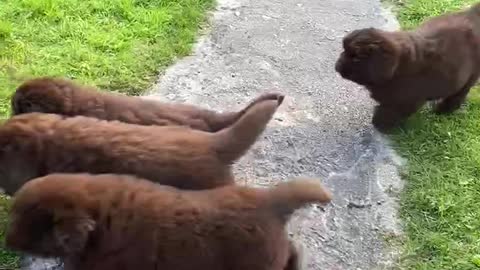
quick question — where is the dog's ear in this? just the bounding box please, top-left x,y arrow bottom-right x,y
363,36 -> 394,56
352,43 -> 381,59
53,216 -> 96,255
353,28 -> 396,55
362,32 -> 401,84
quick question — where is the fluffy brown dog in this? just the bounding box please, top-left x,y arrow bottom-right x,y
6,173 -> 332,270
11,76 -> 283,132
0,96 -> 281,195
335,3 -> 480,131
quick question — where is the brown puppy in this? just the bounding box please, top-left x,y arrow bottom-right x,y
6,173 -> 332,270
335,3 -> 480,132
11,76 -> 283,132
0,96 -> 281,195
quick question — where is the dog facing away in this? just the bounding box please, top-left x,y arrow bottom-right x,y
335,3 -> 480,131
11,76 -> 283,132
6,173 -> 332,270
0,96 -> 282,195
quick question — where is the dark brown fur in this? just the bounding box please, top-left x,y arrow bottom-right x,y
11,76 -> 284,132
0,96 -> 282,195
6,173 -> 332,270
335,3 -> 480,132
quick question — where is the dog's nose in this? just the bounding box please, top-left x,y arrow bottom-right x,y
334,60 -> 342,73
335,60 -> 350,76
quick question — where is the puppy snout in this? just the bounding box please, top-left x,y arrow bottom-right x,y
334,59 -> 343,73
335,58 -> 351,77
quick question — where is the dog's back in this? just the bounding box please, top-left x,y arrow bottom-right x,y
0,97 -> 281,195
7,174 -> 331,270
12,76 -> 284,132
84,176 -> 330,270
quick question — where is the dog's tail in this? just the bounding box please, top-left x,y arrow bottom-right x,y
211,95 -> 283,163
471,2 -> 480,12
467,2 -> 480,18
465,3 -> 480,36
205,93 -> 284,132
265,177 -> 332,222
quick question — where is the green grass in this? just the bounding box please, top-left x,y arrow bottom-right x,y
390,1 -> 480,269
0,0 -> 215,117
0,197 -> 17,269
390,0 -> 473,29
0,0 -> 214,267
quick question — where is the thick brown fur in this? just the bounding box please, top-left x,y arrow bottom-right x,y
0,96 -> 282,195
335,3 -> 480,132
6,173 -> 332,270
11,76 -> 284,132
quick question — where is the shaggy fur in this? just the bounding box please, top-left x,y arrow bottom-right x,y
335,3 -> 480,132
6,173 -> 332,270
11,76 -> 283,132
0,97 -> 282,195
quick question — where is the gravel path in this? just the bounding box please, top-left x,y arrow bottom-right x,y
22,0 -> 405,269
147,0 -> 404,269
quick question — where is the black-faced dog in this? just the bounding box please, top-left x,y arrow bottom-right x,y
336,3 -> 480,131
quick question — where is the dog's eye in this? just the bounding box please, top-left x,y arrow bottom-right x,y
352,55 -> 365,62
347,51 -> 364,61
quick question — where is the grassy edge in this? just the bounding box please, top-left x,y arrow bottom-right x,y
385,1 -> 480,269
0,0 -> 218,267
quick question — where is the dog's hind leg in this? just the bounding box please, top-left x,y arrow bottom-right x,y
434,77 -> 477,114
